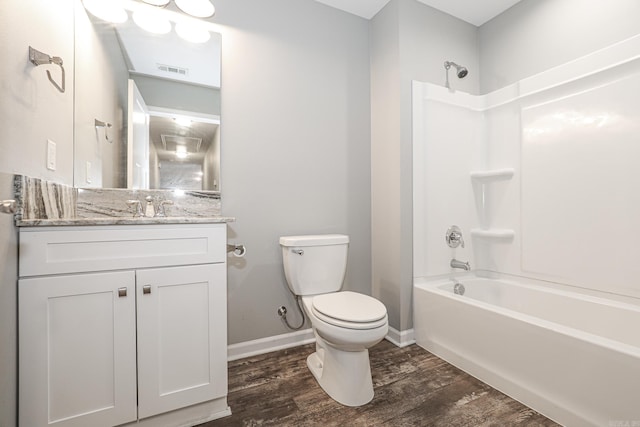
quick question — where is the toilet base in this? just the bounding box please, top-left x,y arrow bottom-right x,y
306,342 -> 374,407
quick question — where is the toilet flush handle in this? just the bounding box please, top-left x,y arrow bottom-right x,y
292,249 -> 304,255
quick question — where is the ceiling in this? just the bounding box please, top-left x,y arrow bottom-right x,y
313,0 -> 522,25
115,16 -> 221,88
149,115 -> 219,163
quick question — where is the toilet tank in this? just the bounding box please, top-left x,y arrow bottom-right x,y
280,234 -> 349,296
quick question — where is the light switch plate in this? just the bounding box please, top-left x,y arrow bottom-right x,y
46,139 -> 56,171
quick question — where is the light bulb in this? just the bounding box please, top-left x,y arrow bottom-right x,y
132,10 -> 171,34
175,21 -> 211,44
174,0 -> 215,18
83,0 -> 128,23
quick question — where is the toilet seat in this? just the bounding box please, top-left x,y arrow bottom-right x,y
311,291 -> 387,330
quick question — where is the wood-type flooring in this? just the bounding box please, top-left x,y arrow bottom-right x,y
200,340 -> 559,426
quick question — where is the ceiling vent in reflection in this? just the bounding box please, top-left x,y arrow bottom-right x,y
157,64 -> 188,76
161,135 -> 203,153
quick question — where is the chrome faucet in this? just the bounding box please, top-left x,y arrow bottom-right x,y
155,199 -> 174,217
126,200 -> 144,218
450,258 -> 471,271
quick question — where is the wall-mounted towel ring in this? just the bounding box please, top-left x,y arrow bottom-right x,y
95,119 -> 113,143
28,46 -> 65,93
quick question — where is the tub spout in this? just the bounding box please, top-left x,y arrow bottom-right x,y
450,258 -> 471,271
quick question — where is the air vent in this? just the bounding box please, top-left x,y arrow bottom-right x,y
157,64 -> 188,76
161,135 -> 203,152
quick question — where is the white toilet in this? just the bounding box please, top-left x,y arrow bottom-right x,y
279,234 -> 388,407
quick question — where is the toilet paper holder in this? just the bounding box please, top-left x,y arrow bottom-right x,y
226,244 -> 246,257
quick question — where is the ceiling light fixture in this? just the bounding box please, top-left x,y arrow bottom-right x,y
174,0 -> 215,18
175,146 -> 188,159
174,117 -> 193,127
141,0 -> 170,6
142,0 -> 215,18
83,0 -> 215,42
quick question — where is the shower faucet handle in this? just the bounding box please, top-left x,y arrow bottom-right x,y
446,225 -> 465,248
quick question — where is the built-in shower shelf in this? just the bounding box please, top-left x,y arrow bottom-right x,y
470,168 -> 514,182
470,228 -> 515,239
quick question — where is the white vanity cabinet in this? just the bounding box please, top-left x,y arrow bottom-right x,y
18,224 -> 230,427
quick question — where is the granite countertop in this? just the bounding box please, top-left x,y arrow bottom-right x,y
14,175 -> 233,228
16,216 -> 236,227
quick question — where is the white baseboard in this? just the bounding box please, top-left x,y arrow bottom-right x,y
227,326 -> 414,361
227,328 -> 315,361
385,326 -> 415,348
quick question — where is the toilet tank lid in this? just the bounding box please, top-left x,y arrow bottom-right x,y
279,234 -> 349,247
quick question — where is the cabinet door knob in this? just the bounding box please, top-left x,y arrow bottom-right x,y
143,285 -> 151,295
118,287 -> 127,297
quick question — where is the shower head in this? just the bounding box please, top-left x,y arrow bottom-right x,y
444,61 -> 468,89
445,61 -> 468,78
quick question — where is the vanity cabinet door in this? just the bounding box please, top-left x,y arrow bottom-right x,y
19,271 -> 137,427
136,263 -> 227,419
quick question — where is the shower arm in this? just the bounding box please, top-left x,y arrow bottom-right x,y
444,61 -> 456,89
444,65 -> 451,89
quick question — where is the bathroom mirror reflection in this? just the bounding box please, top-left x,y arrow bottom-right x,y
73,1 -> 221,191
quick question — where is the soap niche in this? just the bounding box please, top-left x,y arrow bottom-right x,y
470,168 -> 515,241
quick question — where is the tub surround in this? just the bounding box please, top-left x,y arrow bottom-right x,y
411,34 -> 640,427
14,175 -> 233,226
412,34 -> 640,299
414,273 -> 640,426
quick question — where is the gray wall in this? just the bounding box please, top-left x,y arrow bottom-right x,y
213,0 -> 372,344
370,0 -> 403,333
0,1 -> 75,425
0,0 -> 74,183
370,0 -> 478,331
0,174 -> 18,427
479,0 -> 640,93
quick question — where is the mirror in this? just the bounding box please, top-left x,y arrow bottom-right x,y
74,1 -> 221,191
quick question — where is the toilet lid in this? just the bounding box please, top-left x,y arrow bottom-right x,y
312,291 -> 387,323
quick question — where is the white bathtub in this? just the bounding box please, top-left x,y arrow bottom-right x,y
414,274 -> 640,426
